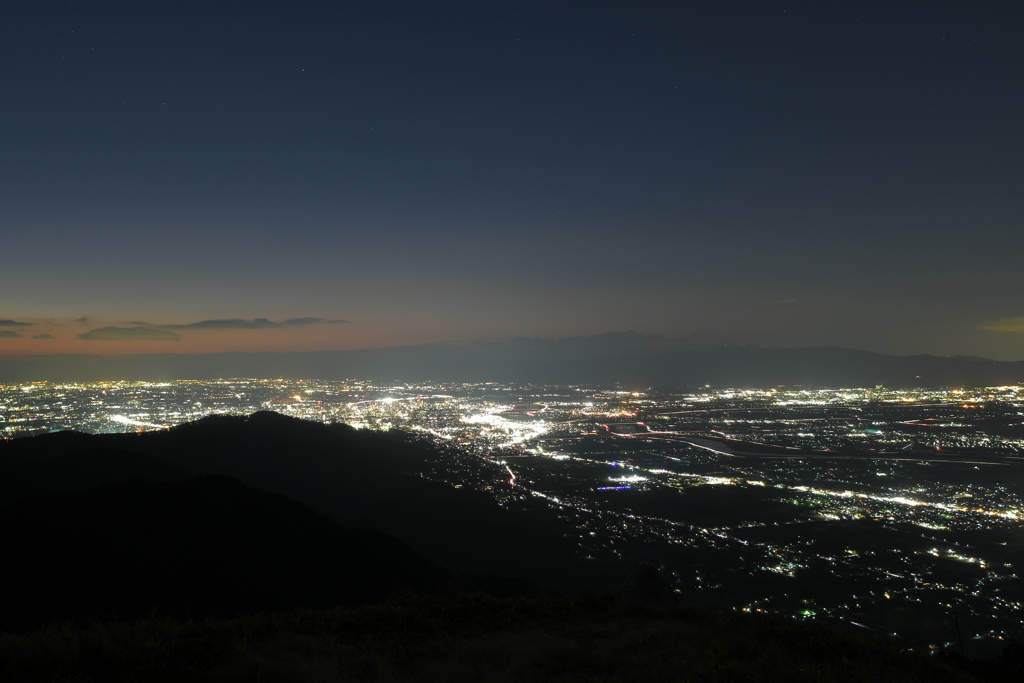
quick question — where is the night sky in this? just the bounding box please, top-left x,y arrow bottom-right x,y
3,1 -> 1023,362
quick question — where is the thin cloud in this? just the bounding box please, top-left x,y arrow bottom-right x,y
279,317 -> 327,327
78,326 -> 181,341
74,317 -> 90,324
32,333 -> 55,339
149,317 -> 332,330
0,330 -> 24,338
0,319 -> 33,326
979,317 -> 1024,333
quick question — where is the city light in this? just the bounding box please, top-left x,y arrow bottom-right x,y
3,379 -> 1023,648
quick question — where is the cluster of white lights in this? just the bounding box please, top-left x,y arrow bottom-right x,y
109,415 -> 167,430
461,409 -> 552,446
791,485 -> 1020,519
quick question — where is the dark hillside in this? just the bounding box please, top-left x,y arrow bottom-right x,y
1,413 -> 619,593
0,475 -> 448,628
0,445 -> 188,501
0,415 -> 1013,681
0,593 -> 983,683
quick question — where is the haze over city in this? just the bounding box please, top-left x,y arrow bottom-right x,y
3,1 -> 1024,369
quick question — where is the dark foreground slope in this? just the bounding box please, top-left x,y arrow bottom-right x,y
0,475 -> 450,629
0,593 -> 985,683
0,414 -> 1008,681
0,412 -> 618,594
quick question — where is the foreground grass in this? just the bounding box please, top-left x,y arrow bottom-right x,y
0,593 -> 978,682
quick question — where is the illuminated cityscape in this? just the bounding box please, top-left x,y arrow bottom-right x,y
3,379 -> 1023,651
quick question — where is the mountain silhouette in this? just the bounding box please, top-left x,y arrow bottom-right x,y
3,339 -> 1023,386
1,413 -> 617,600
0,474 -> 448,628
0,413 -> 1006,682
0,442 -> 188,501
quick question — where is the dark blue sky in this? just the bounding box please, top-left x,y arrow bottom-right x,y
3,1 -> 1023,360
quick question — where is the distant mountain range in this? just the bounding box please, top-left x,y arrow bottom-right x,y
2,332 -> 1023,387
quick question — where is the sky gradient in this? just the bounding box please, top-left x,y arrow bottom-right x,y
3,1 -> 1024,363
